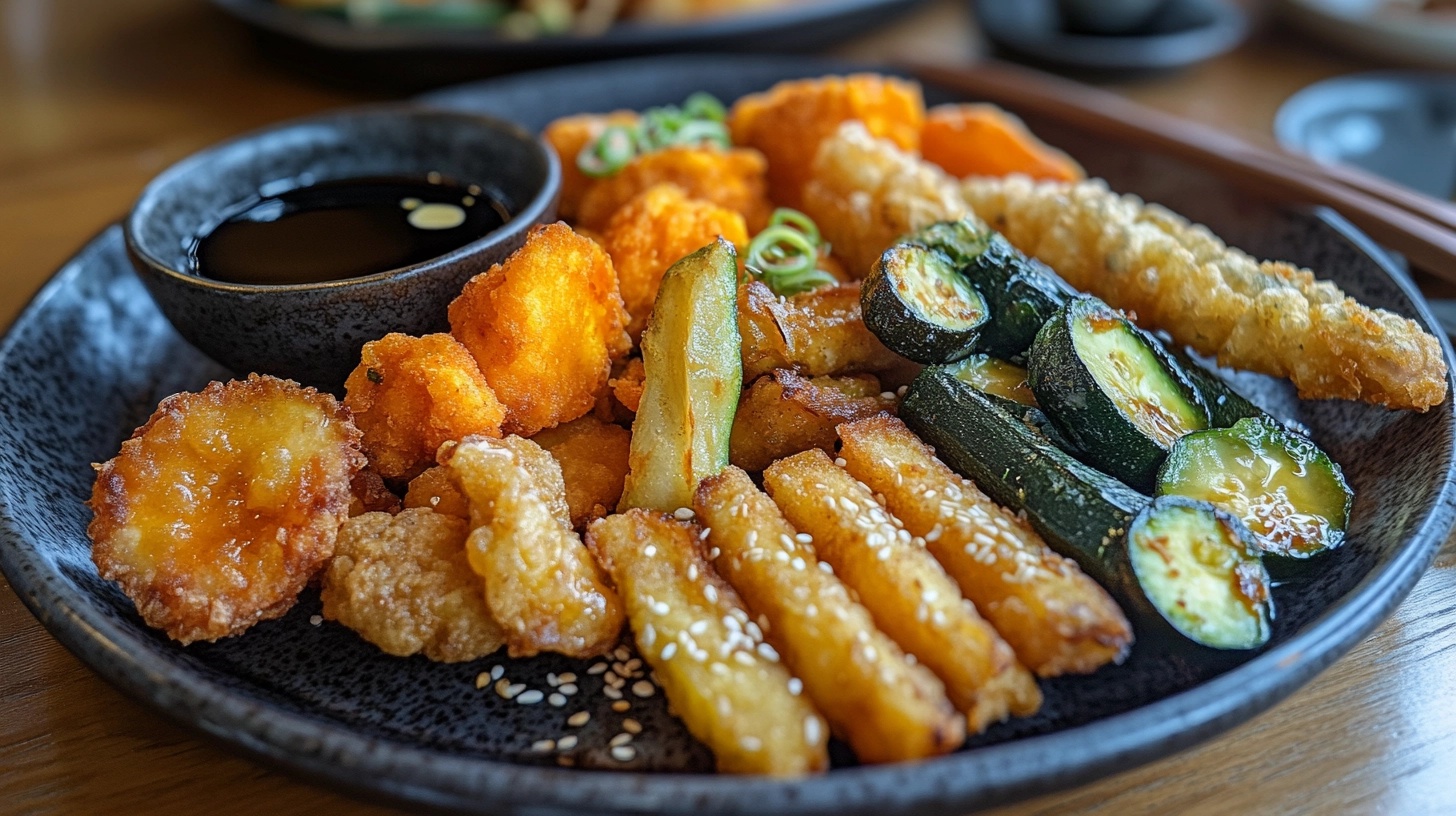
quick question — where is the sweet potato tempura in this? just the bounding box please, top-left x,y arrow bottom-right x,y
920,104 -> 1084,182
88,375 -> 364,644
543,110 -> 641,221
449,223 -> 632,436
575,146 -> 774,232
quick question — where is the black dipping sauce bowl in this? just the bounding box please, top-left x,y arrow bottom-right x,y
125,106 -> 559,392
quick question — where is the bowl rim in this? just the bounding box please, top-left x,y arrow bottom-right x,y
123,103 -> 561,295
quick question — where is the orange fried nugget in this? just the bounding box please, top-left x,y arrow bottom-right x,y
344,333 -> 506,482
349,468 -> 401,516
728,74 -> 924,208
921,104 -> 1084,182
543,110 -> 640,221
575,146 -> 773,232
602,184 -> 750,339
449,223 -> 632,437
532,415 -> 632,529
404,466 -> 469,519
88,375 -> 364,644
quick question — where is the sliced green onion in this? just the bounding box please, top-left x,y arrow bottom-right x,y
747,225 -> 817,275
669,119 -> 730,149
748,264 -> 838,297
577,124 -> 637,179
767,208 -> 820,246
683,92 -> 727,123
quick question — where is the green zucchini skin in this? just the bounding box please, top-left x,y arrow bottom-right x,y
1165,346 -> 1266,427
862,243 -> 988,364
1028,296 -> 1210,491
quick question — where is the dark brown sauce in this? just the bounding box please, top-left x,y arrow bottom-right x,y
191,175 -> 509,285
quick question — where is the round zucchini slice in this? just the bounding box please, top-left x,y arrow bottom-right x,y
1157,417 -> 1352,559
1127,496 -> 1272,651
1029,296 -> 1209,490
862,243 -> 987,364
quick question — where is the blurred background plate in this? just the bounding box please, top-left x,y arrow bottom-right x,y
1276,0 -> 1456,69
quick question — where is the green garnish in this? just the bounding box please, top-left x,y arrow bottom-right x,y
575,92 -> 730,180
577,124 -> 637,179
745,208 -> 838,296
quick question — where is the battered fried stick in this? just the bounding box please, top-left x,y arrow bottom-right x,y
738,280 -> 902,382
961,175 -> 1448,411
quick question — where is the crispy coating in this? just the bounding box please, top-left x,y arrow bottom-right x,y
764,450 -> 1042,732
729,74 -> 925,208
344,333 -> 506,482
738,280 -> 903,382
321,509 -> 505,662
961,175 -> 1449,410
586,510 -> 829,774
532,415 -> 632,529
695,468 -> 964,762
449,223 -> 632,436
349,468 -> 401,517
921,104 -> 1084,182
602,183 -> 750,340
729,370 -> 896,472
403,465 -> 469,519
838,416 -> 1132,676
442,435 -> 623,658
543,110 -> 640,221
575,146 -> 773,232
609,357 -> 646,414
801,121 -> 974,277
88,375 -> 363,644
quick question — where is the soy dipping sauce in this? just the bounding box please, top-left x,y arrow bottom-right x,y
191,175 -> 510,285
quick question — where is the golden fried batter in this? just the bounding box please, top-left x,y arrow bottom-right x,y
575,146 -> 773,232
344,332 -> 506,482
321,509 -> 505,662
449,223 -> 632,436
961,175 -> 1449,410
403,466 -> 469,519
88,375 -> 364,644
609,357 -> 646,414
532,415 -> 632,529
738,280 -> 903,381
349,468 -> 401,517
543,110 -> 640,221
920,104 -> 1084,182
729,74 -> 925,208
602,183 -> 750,340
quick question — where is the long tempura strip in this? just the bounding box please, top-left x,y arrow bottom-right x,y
694,467 -> 964,761
763,450 -> 1042,731
586,510 -> 829,775
837,415 -> 1133,676
738,281 -> 902,382
961,174 -> 1448,411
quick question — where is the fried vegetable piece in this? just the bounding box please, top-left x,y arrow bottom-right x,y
449,223 -> 632,436
609,357 -> 646,414
602,183 -> 750,340
442,435 -> 623,658
739,280 -> 903,382
763,450 -> 1042,732
403,466 -> 469,519
586,510 -> 829,775
921,104 -> 1084,182
532,415 -> 632,529
543,110 -> 640,220
961,175 -> 1448,411
729,74 -> 925,209
695,468 -> 964,761
344,332 -> 507,482
575,146 -> 774,232
729,370 -> 897,472
838,415 -> 1132,676
349,468 -> 401,516
801,122 -> 974,277
88,375 -> 364,644
321,509 -> 505,662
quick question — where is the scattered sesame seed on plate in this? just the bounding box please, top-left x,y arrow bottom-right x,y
609,733 -> 633,747
622,718 -> 642,735
567,711 -> 590,727
604,686 -> 623,700
548,693 -> 567,707
587,662 -> 608,675
490,665 -> 505,681
559,683 -> 578,695
611,745 -> 636,762
309,615 -> 322,626
611,700 -> 631,712
474,672 -> 490,690
531,739 -> 555,752
516,689 -> 545,705
632,680 -> 656,698
673,507 -> 695,520
557,735 -> 578,750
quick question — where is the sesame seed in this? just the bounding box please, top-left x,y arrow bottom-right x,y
905,652 -> 918,665
604,686 -> 623,700
897,385 -> 908,396
475,672 -> 490,689
804,715 -> 823,745
549,693 -> 567,707
626,658 -> 642,672
623,718 -> 642,735
834,457 -> 847,467
558,672 -> 577,684
612,700 -> 631,712
609,733 -> 633,747
660,642 -> 678,660
611,745 -> 636,762
877,547 -> 892,561
740,736 -> 762,752
547,673 -> 560,687
805,603 -> 817,617
557,735 -> 578,750
700,527 -> 712,540
652,600 -> 670,615
560,683 -> 578,695
309,615 -> 323,626
704,585 -> 719,603
710,662 -> 730,676
687,564 -> 699,581
605,671 -> 619,684
632,681 -> 656,698
818,561 -> 833,574
880,391 -> 895,400
733,651 -> 756,667
615,646 -> 632,661
641,623 -> 656,648
674,507 -> 695,520
757,642 -> 779,662
644,545 -> 658,557
787,678 -> 803,696
531,739 -> 555,752
709,546 -> 721,559
517,690 -> 544,705
587,662 -> 608,675
717,696 -> 732,716
567,711 -> 591,727
688,619 -> 709,636
491,665 -> 505,680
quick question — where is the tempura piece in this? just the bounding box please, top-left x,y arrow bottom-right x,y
441,435 -> 623,658
838,415 -> 1132,676
695,468 -> 965,761
543,110 -> 640,220
729,370 -> 896,472
801,121 -> 973,277
920,104 -> 1084,182
602,183 -> 750,339
532,415 -> 632,529
449,223 -> 632,436
729,74 -> 925,208
575,146 -> 773,232
343,332 -> 506,482
738,280 -> 903,382
609,357 -> 646,414
349,468 -> 401,516
321,509 -> 505,662
88,375 -> 363,644
764,450 -> 1042,732
961,175 -> 1449,410
586,510 -> 829,774
403,465 -> 468,519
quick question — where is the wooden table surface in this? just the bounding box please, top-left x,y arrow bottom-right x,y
3,1 -> 1454,813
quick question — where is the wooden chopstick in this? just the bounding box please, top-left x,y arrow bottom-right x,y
905,60 -> 1456,282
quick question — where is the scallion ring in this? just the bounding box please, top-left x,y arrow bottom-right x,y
577,124 -> 637,179
747,225 -> 818,276
682,92 -> 727,123
669,119 -> 730,148
767,208 -> 820,246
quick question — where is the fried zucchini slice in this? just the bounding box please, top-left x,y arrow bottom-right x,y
762,450 -> 1042,731
728,370 -> 896,472
442,435 -> 624,658
586,510 -> 829,775
403,465 -> 469,519
532,415 -> 632,529
695,467 -> 964,761
920,103 -> 1084,182
576,146 -> 773,232
738,280 -> 903,382
88,375 -> 364,644
837,415 -> 1133,676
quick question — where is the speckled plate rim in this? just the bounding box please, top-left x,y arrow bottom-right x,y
2,96 -> 1455,816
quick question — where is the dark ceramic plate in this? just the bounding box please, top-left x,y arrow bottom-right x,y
3,55 -> 1455,816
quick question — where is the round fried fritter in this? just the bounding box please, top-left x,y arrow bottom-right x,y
344,332 -> 506,482
575,146 -> 773,233
321,509 -> 505,662
88,375 -> 364,645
